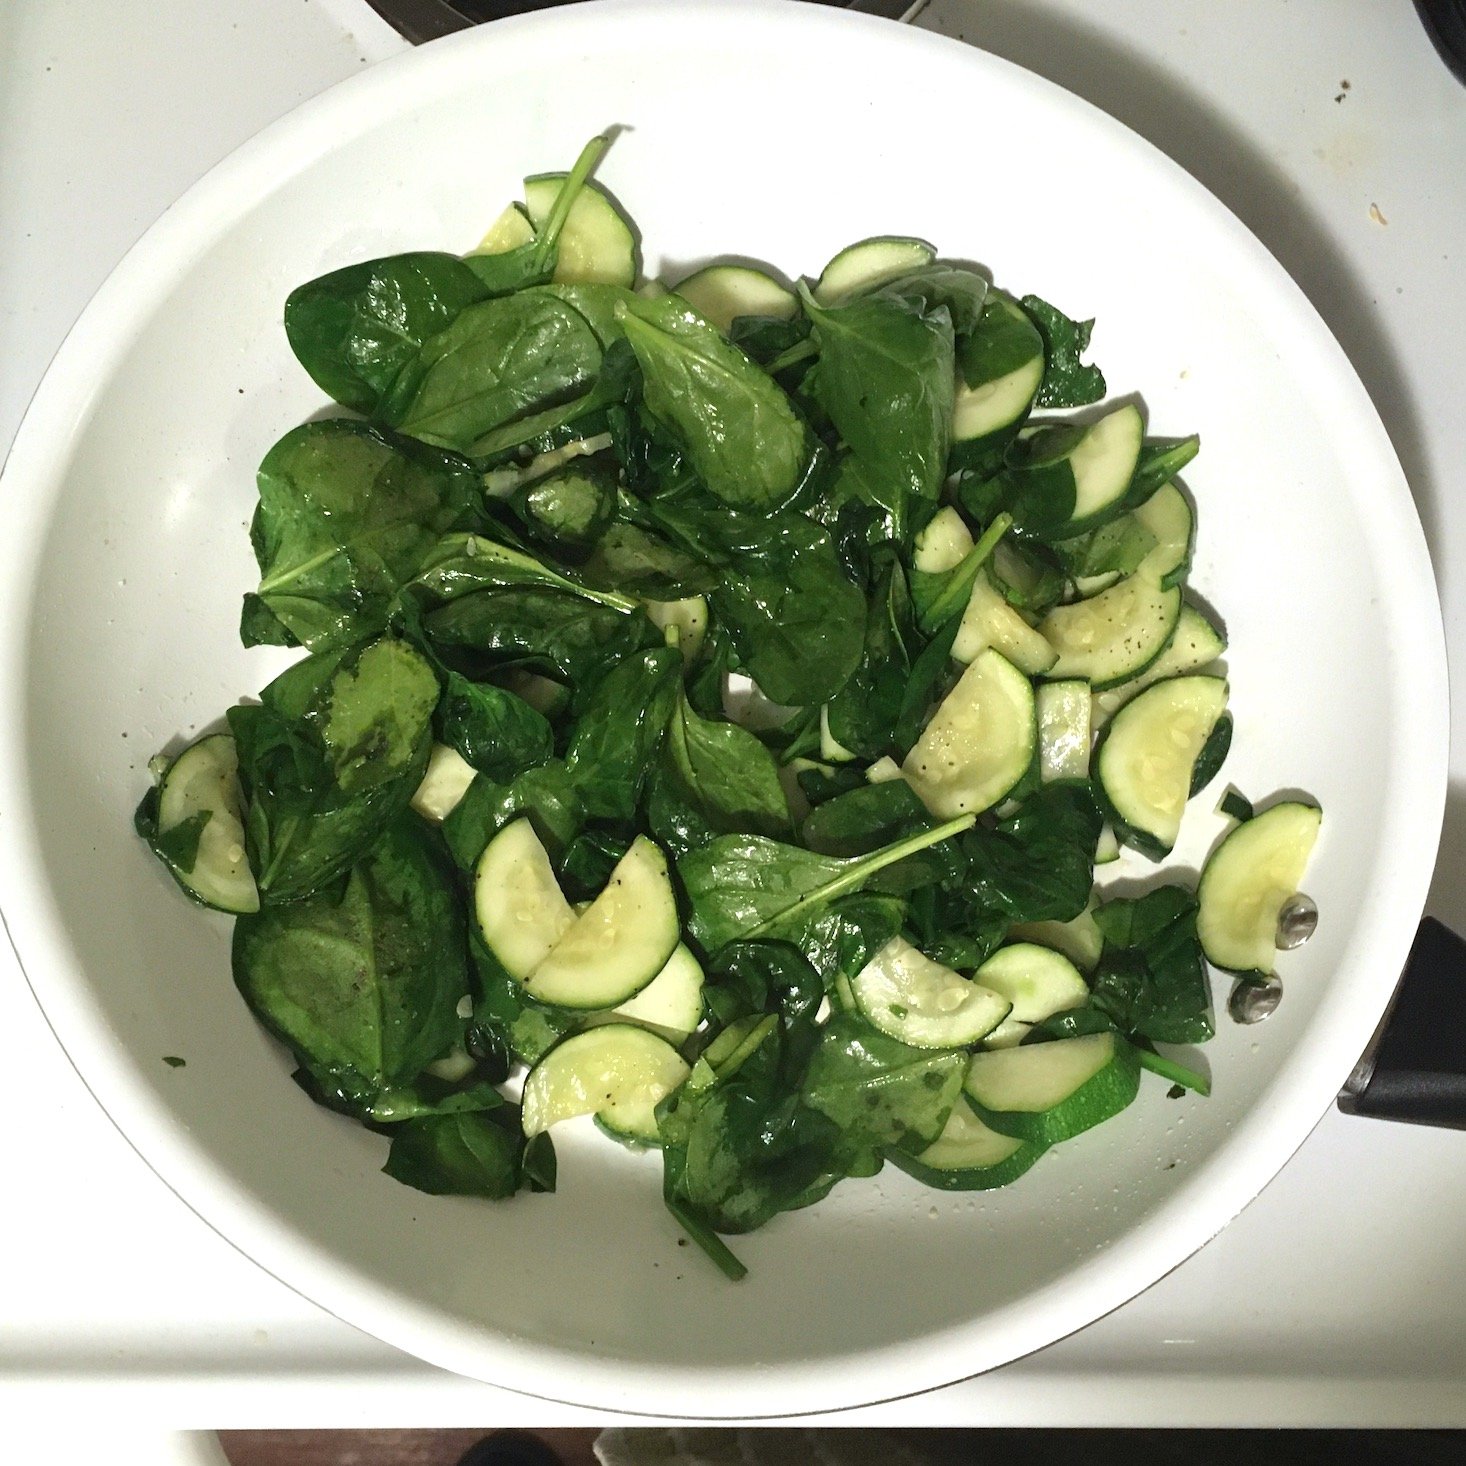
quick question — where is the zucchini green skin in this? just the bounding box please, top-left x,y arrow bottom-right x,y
964,1033 -> 1141,1146
1093,675 -> 1230,860
889,1099 -> 1049,1192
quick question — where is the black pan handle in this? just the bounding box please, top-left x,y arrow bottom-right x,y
1337,917 -> 1466,1128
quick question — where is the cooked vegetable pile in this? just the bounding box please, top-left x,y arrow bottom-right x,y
135,137 -> 1320,1279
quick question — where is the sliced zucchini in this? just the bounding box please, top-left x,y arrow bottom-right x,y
866,755 -> 905,785
964,1032 -> 1140,1145
1091,601 -> 1226,725
980,1018 -> 1032,1050
482,432 -> 615,499
913,505 -> 974,575
1062,403 -> 1144,531
1197,802 -> 1322,975
153,732 -> 259,914
1132,481 -> 1195,588
952,572 -> 1058,675
1039,573 -> 1182,688
952,293 -> 1045,450
1095,675 -> 1230,857
474,818 -> 576,979
523,836 -> 680,1009
973,943 -> 1090,1023
813,235 -> 935,305
1094,822 -> 1121,865
520,1024 -> 690,1143
673,264 -> 797,332
851,937 -> 1012,1049
1011,902 -> 1104,972
522,174 -> 636,287
903,648 -> 1037,818
1036,679 -> 1091,782
473,201 -> 535,255
612,943 -> 705,1038
411,743 -> 478,824
644,595 -> 708,662
820,705 -> 858,764
890,1096 -> 1047,1190
521,463 -> 615,548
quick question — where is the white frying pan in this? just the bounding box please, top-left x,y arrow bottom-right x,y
0,1 -> 1446,1417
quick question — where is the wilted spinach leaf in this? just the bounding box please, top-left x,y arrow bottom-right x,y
249,419 -> 482,651
961,782 -> 1104,925
435,672 -> 553,783
1089,884 -> 1213,1044
379,292 -> 603,455
283,252 -> 490,415
383,1110 -> 532,1199
233,813 -> 464,1095
802,286 -> 955,539
1021,293 -> 1106,408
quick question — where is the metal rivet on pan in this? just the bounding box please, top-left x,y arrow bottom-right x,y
1229,976 -> 1283,1025
1276,893 -> 1318,950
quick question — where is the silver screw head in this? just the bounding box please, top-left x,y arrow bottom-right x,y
1229,976 -> 1283,1025
1276,893 -> 1318,950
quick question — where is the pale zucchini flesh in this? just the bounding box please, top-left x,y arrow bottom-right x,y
1092,601 -> 1226,725
851,937 -> 1012,1049
155,733 -> 259,914
952,573 -> 1059,675
411,743 -> 478,824
813,236 -> 935,305
1040,574 -> 1182,688
523,836 -> 680,1008
1096,675 -> 1229,855
973,942 -> 1090,1023
1065,403 -> 1144,529
673,264 -> 797,332
892,1097 -> 1048,1191
913,505 -> 974,575
1197,802 -> 1322,975
520,1024 -> 689,1142
953,355 -> 1044,445
612,943 -> 706,1038
903,648 -> 1037,818
1132,481 -> 1195,588
522,174 -> 636,287
1011,902 -> 1105,971
964,1032 -> 1141,1144
1036,679 -> 1091,782
474,818 -> 576,979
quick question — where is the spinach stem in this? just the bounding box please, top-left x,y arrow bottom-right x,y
664,1197 -> 748,1281
746,813 -> 977,940
918,510 -> 1013,633
763,338 -> 818,377
1137,1043 -> 1211,1097
531,134 -> 612,273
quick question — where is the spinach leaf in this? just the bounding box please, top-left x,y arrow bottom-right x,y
440,760 -> 584,871
679,814 -> 973,954
435,672 -> 553,783
229,638 -> 439,904
646,496 -> 865,707
702,940 -> 825,1037
788,892 -> 907,987
958,289 -> 1044,389
911,510 -> 1013,633
233,813 -> 465,1093
803,1013 -> 966,1159
402,530 -> 637,613
961,782 -> 1104,926
250,419 -> 482,651
800,780 -> 932,858
1130,435 -> 1201,503
1054,516 -> 1158,581
876,262 -> 989,336
660,691 -> 791,843
564,646 -> 682,822
379,292 -> 603,455
802,287 -> 955,539
383,1111 -> 531,1199
823,551 -> 916,760
1021,293 -> 1106,408
470,933 -> 577,1064
577,519 -> 718,600
423,585 -> 659,686
617,296 -> 811,511
283,252 -> 490,414
1089,884 -> 1213,1044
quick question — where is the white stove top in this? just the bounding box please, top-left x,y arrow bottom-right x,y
2,0 -> 1463,1430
